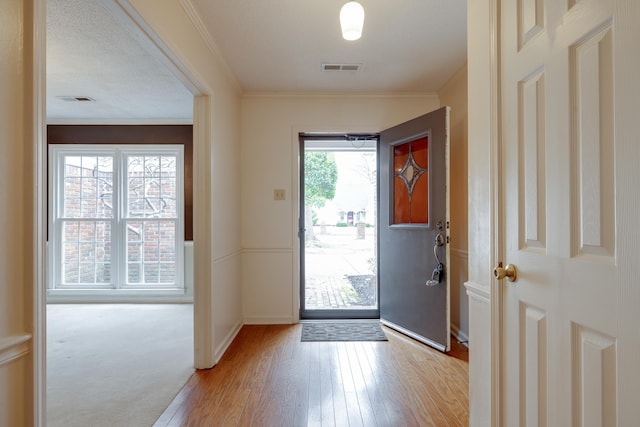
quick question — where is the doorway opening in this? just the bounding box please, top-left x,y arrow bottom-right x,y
44,126 -> 196,425
299,133 -> 379,319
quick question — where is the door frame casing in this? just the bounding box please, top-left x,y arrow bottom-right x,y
32,0 -> 48,423
465,0 -> 502,425
490,0 -> 504,424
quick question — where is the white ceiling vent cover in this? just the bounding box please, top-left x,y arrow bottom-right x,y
322,63 -> 362,71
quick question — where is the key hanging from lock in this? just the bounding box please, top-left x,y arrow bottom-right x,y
426,233 -> 445,286
427,263 -> 444,286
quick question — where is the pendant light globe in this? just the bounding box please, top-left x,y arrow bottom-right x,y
340,2 -> 365,41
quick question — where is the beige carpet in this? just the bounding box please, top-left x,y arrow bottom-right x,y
47,304 -> 194,427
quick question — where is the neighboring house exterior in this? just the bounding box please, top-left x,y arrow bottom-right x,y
1,1 -> 638,426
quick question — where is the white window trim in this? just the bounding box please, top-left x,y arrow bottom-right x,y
48,144 -> 185,298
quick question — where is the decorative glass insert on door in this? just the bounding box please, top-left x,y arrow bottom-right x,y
393,136 -> 429,224
50,146 -> 184,292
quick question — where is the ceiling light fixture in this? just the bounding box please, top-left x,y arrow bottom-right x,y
340,1 -> 365,41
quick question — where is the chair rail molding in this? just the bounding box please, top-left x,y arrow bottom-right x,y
465,280 -> 490,304
0,335 -> 32,367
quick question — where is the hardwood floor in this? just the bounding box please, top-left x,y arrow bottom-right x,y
154,324 -> 469,427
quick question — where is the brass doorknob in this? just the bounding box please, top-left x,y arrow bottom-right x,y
494,263 -> 517,282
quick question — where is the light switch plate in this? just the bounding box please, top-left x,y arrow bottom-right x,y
274,189 -> 286,200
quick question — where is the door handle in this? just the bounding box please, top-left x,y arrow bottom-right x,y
494,263 -> 517,282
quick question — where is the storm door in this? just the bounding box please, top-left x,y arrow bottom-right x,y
299,134 -> 378,319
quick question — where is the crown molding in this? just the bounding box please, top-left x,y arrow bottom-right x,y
242,91 -> 440,100
179,0 -> 243,93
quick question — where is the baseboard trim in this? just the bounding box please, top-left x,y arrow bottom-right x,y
213,320 -> 243,364
243,315 -> 295,325
0,334 -> 32,367
451,323 -> 469,346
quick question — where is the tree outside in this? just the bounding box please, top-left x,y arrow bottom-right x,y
304,151 -> 338,242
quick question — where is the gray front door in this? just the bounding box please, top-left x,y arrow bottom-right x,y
379,107 -> 450,351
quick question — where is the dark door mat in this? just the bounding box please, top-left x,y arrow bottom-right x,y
301,322 -> 388,342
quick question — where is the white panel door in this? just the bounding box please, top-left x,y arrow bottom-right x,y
500,0 -> 639,425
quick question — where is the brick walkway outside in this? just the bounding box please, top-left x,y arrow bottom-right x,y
304,225 -> 377,311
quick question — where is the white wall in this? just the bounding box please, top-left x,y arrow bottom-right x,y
129,0 -> 243,363
438,63 -> 469,341
0,0 -> 39,425
240,93 -> 441,323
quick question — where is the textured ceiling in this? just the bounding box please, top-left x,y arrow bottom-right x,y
46,0 -> 194,122
189,0 -> 467,92
46,0 -> 467,121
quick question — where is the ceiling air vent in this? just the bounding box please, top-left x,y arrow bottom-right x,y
322,63 -> 362,72
57,96 -> 96,102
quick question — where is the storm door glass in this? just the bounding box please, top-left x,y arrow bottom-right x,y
300,135 -> 379,319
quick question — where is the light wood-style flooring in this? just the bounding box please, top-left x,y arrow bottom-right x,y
155,324 -> 469,426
